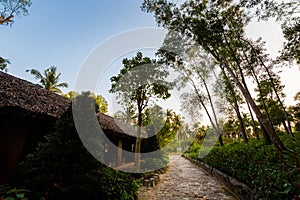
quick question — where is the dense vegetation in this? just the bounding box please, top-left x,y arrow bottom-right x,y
185,133 -> 300,199
2,104 -> 140,200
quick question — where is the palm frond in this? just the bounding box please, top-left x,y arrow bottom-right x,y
26,69 -> 43,80
26,66 -> 68,93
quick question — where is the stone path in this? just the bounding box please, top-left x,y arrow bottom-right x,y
138,155 -> 237,200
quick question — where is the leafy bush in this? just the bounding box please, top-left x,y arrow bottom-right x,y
0,185 -> 31,200
16,101 -> 140,200
186,134 -> 300,199
184,142 -> 201,155
96,168 -> 140,200
141,152 -> 169,171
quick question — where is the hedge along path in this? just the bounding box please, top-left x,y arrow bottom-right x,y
138,155 -> 237,200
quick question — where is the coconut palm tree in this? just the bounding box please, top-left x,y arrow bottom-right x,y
26,66 -> 68,94
0,57 -> 9,72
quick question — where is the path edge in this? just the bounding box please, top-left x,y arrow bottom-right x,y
183,155 -> 260,200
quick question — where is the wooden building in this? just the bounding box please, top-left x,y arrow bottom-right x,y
0,72 -> 70,183
98,113 -> 137,166
0,72 -> 141,183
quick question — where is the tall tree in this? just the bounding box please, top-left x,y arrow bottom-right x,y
245,100 -> 260,140
63,91 -> 79,100
113,103 -> 136,124
240,38 -> 293,136
242,0 -> 300,64
151,108 -> 182,149
26,66 -> 68,94
255,77 -> 293,136
218,69 -> 248,143
142,0 -> 287,152
109,52 -> 171,171
90,92 -> 109,114
63,91 -> 108,114
157,33 -> 224,146
0,0 -> 32,25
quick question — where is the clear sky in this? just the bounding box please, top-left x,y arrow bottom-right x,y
1,0 -> 299,118
0,0 -> 158,90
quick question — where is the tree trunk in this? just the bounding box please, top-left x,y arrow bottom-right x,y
134,130 -> 141,171
134,102 -> 143,172
190,78 -> 223,146
259,121 -> 272,144
242,38 -> 294,137
234,100 -> 248,143
223,63 -> 286,152
200,70 -> 223,146
193,33 -> 285,151
218,135 -> 224,146
246,100 -> 260,139
282,121 -> 294,137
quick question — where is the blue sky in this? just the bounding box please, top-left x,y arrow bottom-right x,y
0,0 -> 158,91
1,0 -> 299,118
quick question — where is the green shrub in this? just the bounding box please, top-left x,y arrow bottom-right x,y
0,185 -> 31,200
187,134 -> 300,199
17,101 -> 140,200
96,168 -> 140,200
141,152 -> 169,171
184,142 -> 201,154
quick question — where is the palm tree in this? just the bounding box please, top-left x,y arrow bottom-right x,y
26,66 -> 68,94
0,57 -> 9,72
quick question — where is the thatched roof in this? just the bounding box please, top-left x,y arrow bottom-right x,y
97,112 -> 147,138
0,72 -> 143,138
0,72 -> 70,118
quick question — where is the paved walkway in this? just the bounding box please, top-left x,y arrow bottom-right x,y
138,155 -> 237,200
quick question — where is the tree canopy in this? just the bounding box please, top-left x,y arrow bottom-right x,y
63,91 -> 108,114
0,0 -> 32,26
110,51 -> 172,171
141,0 -> 292,152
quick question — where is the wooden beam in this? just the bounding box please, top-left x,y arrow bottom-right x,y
117,139 -> 122,166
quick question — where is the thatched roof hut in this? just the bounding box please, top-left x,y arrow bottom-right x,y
0,71 -> 70,117
97,112 -> 147,138
0,72 -> 141,182
0,72 -> 72,183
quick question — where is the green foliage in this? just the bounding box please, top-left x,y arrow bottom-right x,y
93,94 -> 108,114
289,92 -> 300,132
110,51 -> 171,111
156,109 -> 181,149
0,57 -> 10,72
255,77 -> 287,129
26,66 -> 68,94
162,140 -> 178,153
110,51 -> 172,170
142,0 -> 291,152
141,154 -> 169,172
0,185 -> 30,200
248,0 -> 300,63
187,134 -> 300,199
94,168 -> 141,200
185,142 -> 201,155
16,103 -> 140,200
62,90 -> 79,100
63,91 -> 109,114
109,52 -> 171,125
0,0 -> 32,26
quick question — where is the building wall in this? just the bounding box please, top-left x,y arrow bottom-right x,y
0,109 -> 55,184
